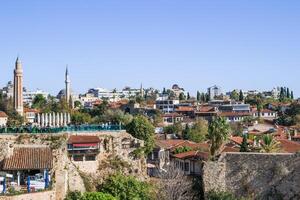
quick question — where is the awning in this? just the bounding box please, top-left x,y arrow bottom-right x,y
73,143 -> 98,147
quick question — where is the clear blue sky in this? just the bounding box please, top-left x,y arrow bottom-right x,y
0,0 -> 299,97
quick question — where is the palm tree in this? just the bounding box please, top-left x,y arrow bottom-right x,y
207,117 -> 230,158
260,134 -> 281,153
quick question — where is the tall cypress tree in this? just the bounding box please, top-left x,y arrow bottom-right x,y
239,90 -> 244,101
240,134 -> 249,152
291,91 -> 294,99
287,88 -> 290,99
201,93 -> 205,102
197,91 -> 200,102
280,87 -> 284,101
187,92 -> 190,100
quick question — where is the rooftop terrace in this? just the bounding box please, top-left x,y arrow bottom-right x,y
0,124 -> 124,134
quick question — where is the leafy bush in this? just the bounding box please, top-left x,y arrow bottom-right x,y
174,146 -> 192,154
100,173 -> 153,200
81,192 -> 116,200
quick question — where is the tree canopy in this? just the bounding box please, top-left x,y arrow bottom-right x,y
207,117 -> 230,158
126,115 -> 155,154
100,173 -> 153,200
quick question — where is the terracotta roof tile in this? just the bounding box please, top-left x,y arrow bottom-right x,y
278,139 -> 300,153
68,135 -> 101,144
172,150 -> 209,160
3,147 -> 53,170
0,111 -> 8,118
230,136 -> 253,145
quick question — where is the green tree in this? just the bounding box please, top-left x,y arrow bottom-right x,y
239,90 -> 244,101
162,87 -> 166,95
65,191 -> 83,200
207,117 -> 230,158
179,92 -> 186,101
291,91 -> 294,99
200,93 -> 206,102
187,92 -> 190,100
100,173 -> 152,200
230,90 -> 239,101
32,94 -> 47,109
163,122 -> 183,136
239,134 -> 249,152
182,124 -> 191,140
126,115 -> 155,154
287,88 -> 290,99
7,111 -> 24,127
206,93 -> 211,102
90,100 -> 109,117
103,109 -> 133,125
74,100 -> 82,109
81,192 -> 116,200
186,119 -> 208,143
71,111 -> 92,125
197,91 -> 201,102
260,134 -> 281,153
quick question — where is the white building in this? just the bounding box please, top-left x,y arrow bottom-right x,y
156,97 -> 180,113
1,81 -> 14,98
23,89 -> 49,107
207,85 -> 222,100
0,111 -> 8,127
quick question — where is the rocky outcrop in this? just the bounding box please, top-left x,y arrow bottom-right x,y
203,152 -> 300,200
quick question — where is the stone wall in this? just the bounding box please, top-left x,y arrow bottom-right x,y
203,153 -> 300,200
0,131 -> 147,199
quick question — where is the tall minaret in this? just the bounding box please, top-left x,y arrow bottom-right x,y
140,83 -> 144,97
13,57 -> 24,116
65,65 -> 71,105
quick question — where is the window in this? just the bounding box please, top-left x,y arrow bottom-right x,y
73,155 -> 84,161
184,162 -> 190,172
86,155 -> 96,161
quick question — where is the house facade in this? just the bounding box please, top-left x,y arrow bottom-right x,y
0,111 -> 8,127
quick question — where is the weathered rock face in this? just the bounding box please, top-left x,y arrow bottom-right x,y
203,153 -> 300,200
0,131 -> 147,200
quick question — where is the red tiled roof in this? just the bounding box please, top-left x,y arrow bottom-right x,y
278,139 -> 300,153
3,147 -> 53,170
24,108 -> 40,113
197,106 -> 215,112
0,111 -> 8,118
155,139 -> 209,151
68,135 -> 101,144
230,136 -> 253,145
175,106 -> 195,112
172,150 -> 209,160
221,146 -> 239,153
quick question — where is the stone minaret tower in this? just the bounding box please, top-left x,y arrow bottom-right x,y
140,83 -> 144,97
65,66 -> 71,105
13,57 -> 24,116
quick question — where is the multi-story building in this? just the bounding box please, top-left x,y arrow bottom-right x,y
155,97 -> 180,113
218,103 -> 251,113
207,85 -> 222,100
23,89 -> 49,107
1,81 -> 14,98
171,84 -> 185,98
